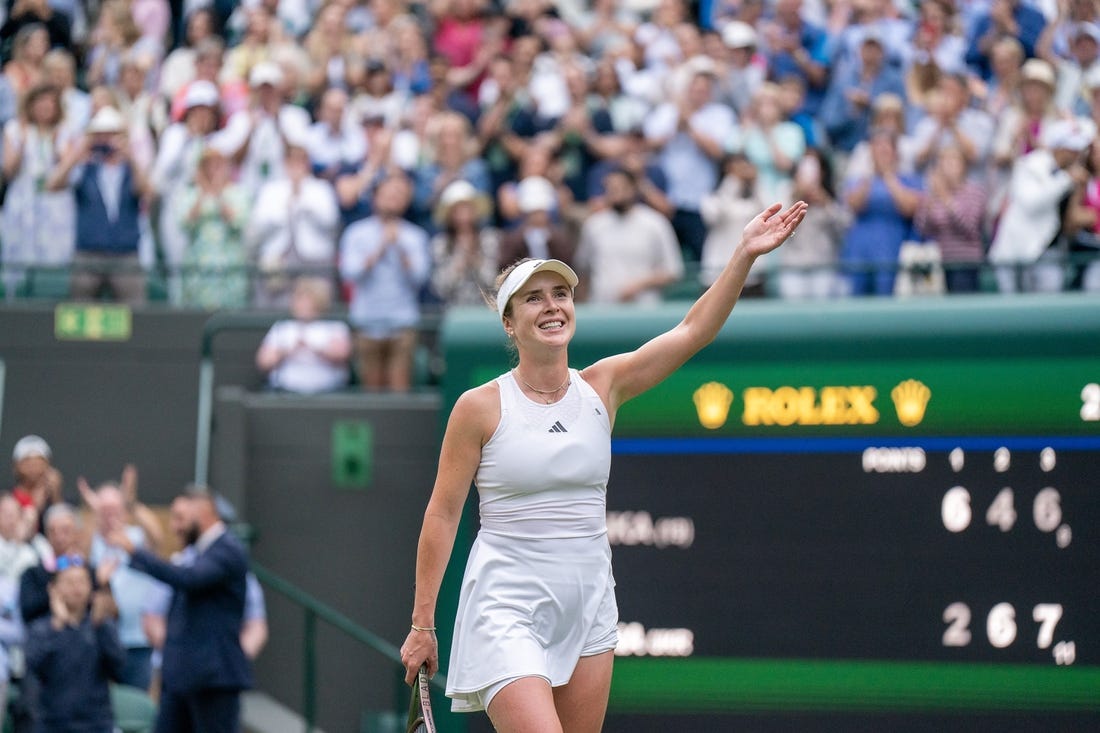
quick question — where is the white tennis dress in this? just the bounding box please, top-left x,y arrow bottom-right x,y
446,369 -> 618,712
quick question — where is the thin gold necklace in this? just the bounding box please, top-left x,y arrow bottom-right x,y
514,370 -> 570,404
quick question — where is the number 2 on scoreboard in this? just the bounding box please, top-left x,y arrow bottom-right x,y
1083,383 -> 1100,421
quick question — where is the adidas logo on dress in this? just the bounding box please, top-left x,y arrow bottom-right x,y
548,421 -> 568,433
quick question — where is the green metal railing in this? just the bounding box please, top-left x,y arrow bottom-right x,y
250,561 -> 447,732
5,254 -> 1100,304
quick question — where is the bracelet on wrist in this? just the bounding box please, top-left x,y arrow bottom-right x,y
411,624 -> 436,633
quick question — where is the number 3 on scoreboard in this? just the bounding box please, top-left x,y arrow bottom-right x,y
1083,383 -> 1100,421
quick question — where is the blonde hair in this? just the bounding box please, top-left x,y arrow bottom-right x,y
293,276 -> 334,312
426,111 -> 481,163
489,259 -> 529,318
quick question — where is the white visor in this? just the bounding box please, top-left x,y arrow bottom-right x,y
496,259 -> 579,319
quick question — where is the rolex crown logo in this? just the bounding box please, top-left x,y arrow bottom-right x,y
693,381 -> 735,430
891,379 -> 931,427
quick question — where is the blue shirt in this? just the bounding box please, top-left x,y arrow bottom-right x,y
820,64 -> 907,153
966,3 -> 1047,80
339,216 -> 431,337
766,20 -> 831,115
411,159 -> 492,231
91,529 -> 165,649
644,102 -> 736,211
842,173 -> 924,263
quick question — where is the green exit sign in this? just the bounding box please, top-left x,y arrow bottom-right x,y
54,304 -> 132,341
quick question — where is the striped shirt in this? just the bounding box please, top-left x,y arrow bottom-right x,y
914,182 -> 987,263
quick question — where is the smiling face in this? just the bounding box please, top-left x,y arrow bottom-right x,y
502,271 -> 576,352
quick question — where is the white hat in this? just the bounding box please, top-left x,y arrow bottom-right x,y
861,27 -> 885,46
249,61 -> 284,88
183,80 -> 220,110
434,180 -> 491,224
12,435 -> 51,462
1041,117 -> 1096,152
516,176 -> 557,214
684,54 -> 718,78
87,106 -> 124,134
1020,58 -> 1056,88
496,259 -> 579,317
1073,22 -> 1100,44
721,21 -> 757,49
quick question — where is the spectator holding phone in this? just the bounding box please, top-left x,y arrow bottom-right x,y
47,106 -> 152,304
778,149 -> 848,299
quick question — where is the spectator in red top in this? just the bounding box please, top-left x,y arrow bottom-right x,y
9,436 -> 61,540
432,0 -> 501,98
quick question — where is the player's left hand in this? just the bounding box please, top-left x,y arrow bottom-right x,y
739,201 -> 808,259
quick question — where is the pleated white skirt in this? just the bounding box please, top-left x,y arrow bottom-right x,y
446,530 -> 619,712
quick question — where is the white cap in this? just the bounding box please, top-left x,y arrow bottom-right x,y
1041,117 -> 1096,152
439,179 -> 480,209
721,21 -> 757,49
249,61 -> 284,88
1020,58 -> 1056,88
516,176 -> 556,214
684,54 -> 718,78
12,435 -> 51,462
183,80 -> 220,110
861,27 -> 885,46
87,106 -> 124,134
496,259 -> 579,317
1073,21 -> 1100,44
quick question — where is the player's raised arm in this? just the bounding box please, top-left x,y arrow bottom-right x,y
584,201 -> 808,413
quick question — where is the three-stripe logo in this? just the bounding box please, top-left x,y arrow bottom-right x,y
548,421 -> 568,433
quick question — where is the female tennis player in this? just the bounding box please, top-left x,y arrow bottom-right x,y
400,200 -> 808,732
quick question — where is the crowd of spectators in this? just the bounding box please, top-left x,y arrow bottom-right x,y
0,1 -> 1099,335
0,434 -> 267,731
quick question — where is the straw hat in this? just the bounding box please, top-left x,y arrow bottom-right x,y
433,180 -> 492,224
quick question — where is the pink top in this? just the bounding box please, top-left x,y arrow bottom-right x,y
433,17 -> 485,69
1083,179 -> 1100,234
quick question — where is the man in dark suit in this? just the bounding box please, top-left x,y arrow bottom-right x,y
107,486 -> 252,733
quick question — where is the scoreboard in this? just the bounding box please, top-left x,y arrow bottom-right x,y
609,442 -> 1097,665
441,294 -> 1100,731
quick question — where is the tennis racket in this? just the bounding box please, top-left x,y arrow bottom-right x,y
406,664 -> 437,733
